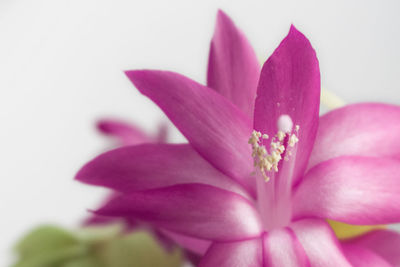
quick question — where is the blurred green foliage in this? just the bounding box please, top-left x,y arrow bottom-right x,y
12,224 -> 182,267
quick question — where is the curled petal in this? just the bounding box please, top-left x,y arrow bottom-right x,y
125,70 -> 255,194
293,156 -> 400,224
76,144 -> 250,198
95,184 -> 262,241
309,103 -> 400,169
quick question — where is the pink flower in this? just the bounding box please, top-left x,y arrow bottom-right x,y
76,10 -> 400,266
83,119 -> 167,226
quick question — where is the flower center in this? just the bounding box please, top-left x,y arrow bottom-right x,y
248,115 -> 299,182
249,115 -> 300,230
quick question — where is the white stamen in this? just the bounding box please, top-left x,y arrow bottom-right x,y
249,120 -> 300,183
277,131 -> 286,141
277,114 -> 293,133
289,134 -> 299,147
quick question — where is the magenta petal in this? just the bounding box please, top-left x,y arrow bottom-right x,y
125,70 -> 255,194
253,26 -> 320,185
161,230 -> 211,255
95,184 -> 262,241
293,156 -> 400,224
76,144 -> 250,198
344,230 -> 400,266
199,238 -> 263,267
97,118 -> 154,146
83,215 -> 114,226
342,244 -> 392,267
83,193 -> 139,229
309,103 -> 400,169
83,193 -> 122,226
207,10 -> 260,118
263,228 -> 310,267
290,219 -> 351,267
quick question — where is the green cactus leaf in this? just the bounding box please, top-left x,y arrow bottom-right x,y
14,225 -> 79,259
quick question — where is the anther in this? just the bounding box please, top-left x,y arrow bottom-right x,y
289,134 -> 299,147
249,118 -> 300,182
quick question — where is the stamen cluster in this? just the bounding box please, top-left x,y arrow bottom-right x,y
248,125 -> 299,182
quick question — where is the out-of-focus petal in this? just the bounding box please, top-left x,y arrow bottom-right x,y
290,219 -> 351,267
309,103 -> 400,168
82,193 -> 138,229
97,119 -> 153,146
95,184 -> 262,241
83,194 -> 125,227
161,230 -> 211,255
76,144 -> 250,198
293,156 -> 400,224
125,70 -> 255,194
207,10 -> 260,118
344,229 -> 400,267
341,244 -> 392,267
263,228 -> 309,267
156,123 -> 168,143
199,238 -> 263,267
253,26 -> 320,185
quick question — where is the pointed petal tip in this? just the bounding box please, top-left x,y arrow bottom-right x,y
125,70 -> 161,85
95,118 -> 128,134
123,69 -> 132,77
124,69 -> 144,81
287,24 -> 306,39
216,9 -> 229,20
217,9 -> 225,16
124,70 -> 164,94
96,119 -> 112,133
74,164 -> 88,183
289,24 -> 298,32
74,150 -> 108,184
215,9 -> 237,30
96,119 -> 106,128
285,24 -> 314,50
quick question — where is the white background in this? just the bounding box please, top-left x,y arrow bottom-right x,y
1,0 -> 400,265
